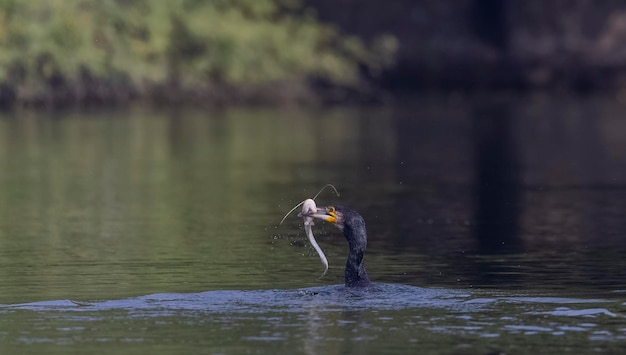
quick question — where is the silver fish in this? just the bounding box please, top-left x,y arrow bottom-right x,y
300,198 -> 329,277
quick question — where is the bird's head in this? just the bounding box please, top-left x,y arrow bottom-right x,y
306,205 -> 366,236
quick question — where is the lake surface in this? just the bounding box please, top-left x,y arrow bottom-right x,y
0,95 -> 625,353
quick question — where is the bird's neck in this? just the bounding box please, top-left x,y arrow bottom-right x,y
345,230 -> 370,287
345,251 -> 369,287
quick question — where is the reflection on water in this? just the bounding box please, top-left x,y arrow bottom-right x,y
0,96 -> 626,353
473,101 -> 524,290
472,102 -> 521,253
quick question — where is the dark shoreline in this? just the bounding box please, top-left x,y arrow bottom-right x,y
2,78 -> 621,111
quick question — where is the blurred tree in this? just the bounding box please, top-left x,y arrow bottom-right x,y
0,0 -> 397,106
470,0 -> 508,50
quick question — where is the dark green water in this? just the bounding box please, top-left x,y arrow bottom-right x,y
0,96 -> 625,354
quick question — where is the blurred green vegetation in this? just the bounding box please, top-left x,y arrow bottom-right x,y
0,0 -> 397,106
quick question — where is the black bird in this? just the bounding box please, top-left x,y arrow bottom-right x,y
309,205 -> 371,287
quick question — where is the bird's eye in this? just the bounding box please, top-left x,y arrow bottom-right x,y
327,206 -> 335,213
